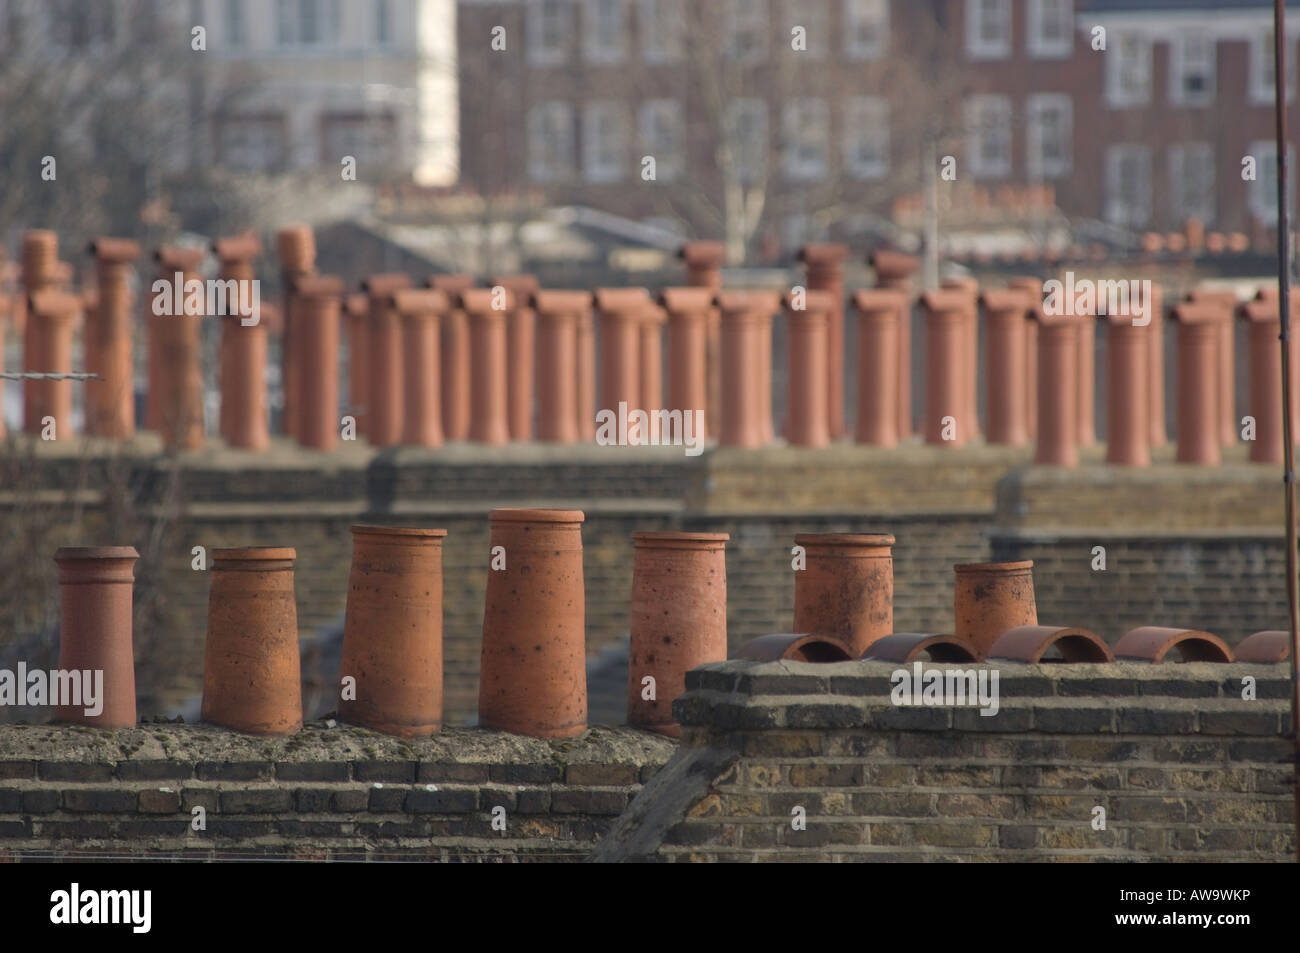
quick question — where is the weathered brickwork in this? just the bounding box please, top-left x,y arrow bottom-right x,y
592,662 -> 1295,862
0,723 -> 674,862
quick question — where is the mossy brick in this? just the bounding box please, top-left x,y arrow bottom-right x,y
39,762 -> 113,782
407,788 -> 478,813
277,820 -> 349,838
1198,709 -> 1280,735
998,825 -> 1038,849
181,789 -> 219,812
1149,740 -> 1224,763
354,760 -> 417,783
1000,765 -> 1040,788
275,761 -> 350,782
1184,798 -> 1274,824
332,789 -> 370,812
1227,739 -> 1291,762
712,701 -> 781,730
823,733 -> 891,758
116,819 -> 185,837
913,765 -> 999,787
0,790 -> 19,812
0,761 -> 34,780
294,788 -> 335,812
912,823 -> 995,848
208,820 -> 278,839
63,789 -> 138,812
138,789 -> 182,813
937,793 -> 1015,817
356,819 -> 433,839
862,763 -> 913,786
742,731 -> 822,757
894,734 -> 975,759
220,789 -> 294,813
478,785 -> 518,812
1114,797 -> 1187,822
663,822 -> 735,847
418,762 -> 491,784
739,824 -> 778,849
766,791 -> 822,816
1038,766 -> 1124,790
196,761 -> 272,781
565,763 -> 639,786
116,760 -> 194,781
0,820 -> 30,837
853,792 -> 934,816
550,789 -> 628,815
1063,739 -> 1144,761
1168,768 -> 1249,793
1032,705 -> 1113,732
1040,827 -> 1107,850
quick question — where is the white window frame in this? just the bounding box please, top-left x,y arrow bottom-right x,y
1250,31 -> 1296,105
527,0 -> 572,67
1247,140 -> 1295,224
1026,0 -> 1071,59
965,0 -> 1011,61
583,0 -> 627,64
638,99 -> 684,181
783,98 -> 830,182
1025,93 -> 1072,179
842,96 -> 889,180
1106,32 -> 1152,107
527,101 -> 575,183
1168,142 -> 1215,225
965,94 -> 1012,179
1169,32 -> 1215,107
843,0 -> 888,61
638,0 -> 683,64
1104,144 -> 1152,227
724,98 -> 769,184
726,0 -> 768,63
582,101 -> 629,183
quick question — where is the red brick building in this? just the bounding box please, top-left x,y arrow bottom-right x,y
455,0 -> 1292,255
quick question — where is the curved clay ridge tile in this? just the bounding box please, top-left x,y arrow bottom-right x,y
730,633 -> 855,663
987,625 -> 1113,663
861,633 -> 981,664
1114,626 -> 1234,663
1231,630 -> 1290,663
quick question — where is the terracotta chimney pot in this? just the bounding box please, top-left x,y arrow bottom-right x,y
953,560 -> 1038,658
291,275 -> 343,450
1239,292 -> 1300,463
920,290 -> 971,446
1033,311 -> 1079,466
799,243 -> 850,438
201,547 -> 302,735
213,234 -> 268,450
640,303 -> 666,417
793,533 -> 894,656
628,532 -> 729,736
716,290 -> 779,448
150,247 -> 205,450
391,288 -> 447,447
430,274 -> 475,441
594,288 -> 652,418
362,273 -> 413,448
782,288 -> 833,447
1187,288 -> 1239,447
479,509 -> 587,738
339,526 -> 448,736
852,290 -> 905,446
461,287 -> 512,445
54,546 -> 140,729
533,290 -> 590,444
678,241 -> 725,436
659,287 -> 713,444
1006,277 -> 1044,440
1171,301 -> 1223,464
493,275 -> 540,441
980,288 -> 1032,446
343,293 -> 370,437
25,289 -> 80,438
1105,311 -> 1151,466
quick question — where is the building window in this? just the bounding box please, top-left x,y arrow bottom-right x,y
584,0 -> 626,64
1170,33 -> 1214,106
527,0 -> 572,66
783,99 -> 830,182
965,0 -> 1010,61
322,113 -> 397,167
639,0 -> 683,64
726,0 -> 768,62
225,0 -> 246,47
375,0 -> 392,46
1106,33 -> 1152,107
583,101 -> 629,183
527,101 -> 575,182
1247,141 -> 1295,224
1025,93 -> 1072,179
782,0 -> 828,60
220,116 -> 288,172
842,96 -> 889,179
724,98 -> 768,184
1250,31 -> 1295,105
843,0 -> 888,60
966,95 -> 1012,179
638,99 -> 684,181
276,0 -> 342,47
1026,0 -> 1071,59
47,0 -> 115,52
1168,143 -> 1215,224
1105,144 -> 1152,227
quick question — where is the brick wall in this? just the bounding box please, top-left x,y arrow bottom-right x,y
0,723 -> 674,862
592,661 -> 1295,862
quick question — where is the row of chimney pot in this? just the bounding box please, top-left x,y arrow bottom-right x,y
49,526 -> 1286,740
2,228 -> 1297,465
